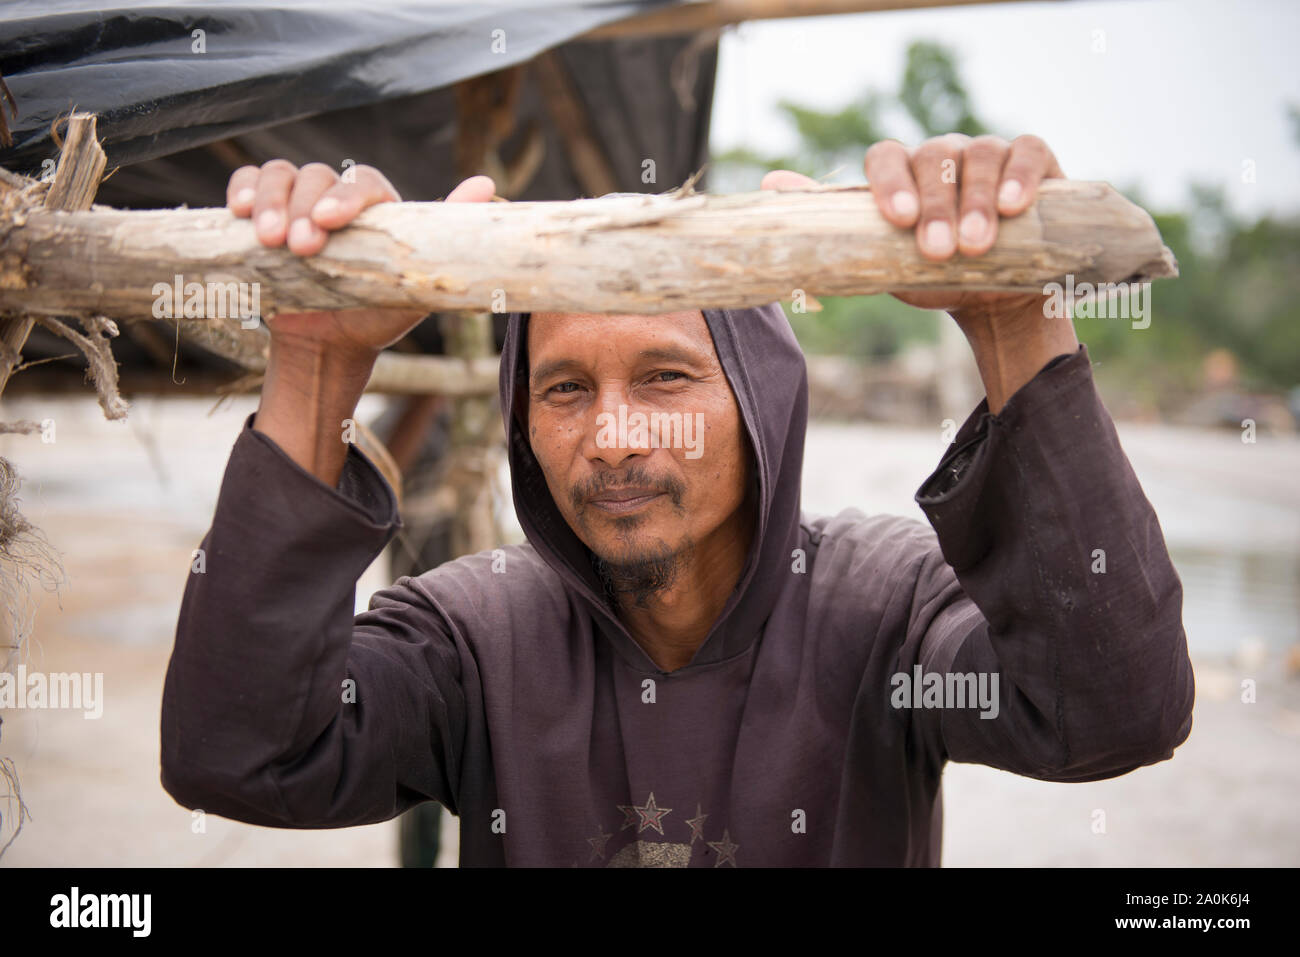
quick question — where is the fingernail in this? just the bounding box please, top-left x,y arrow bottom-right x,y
312,197 -> 340,219
959,211 -> 988,244
999,180 -> 1022,207
288,218 -> 316,247
924,220 -> 954,255
234,188 -> 255,207
256,209 -> 282,235
891,191 -> 918,219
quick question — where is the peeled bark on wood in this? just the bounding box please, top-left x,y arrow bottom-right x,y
0,112 -> 106,398
0,180 -> 1176,320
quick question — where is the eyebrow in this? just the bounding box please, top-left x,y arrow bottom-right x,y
530,346 -> 707,389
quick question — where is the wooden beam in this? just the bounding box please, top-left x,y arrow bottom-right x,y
165,316 -> 270,370
120,319 -> 180,368
531,51 -> 620,197
0,112 -> 106,397
0,180 -> 1178,320
160,315 -> 498,396
0,366 -> 244,398
369,351 -> 500,396
439,310 -> 501,554
454,68 -> 525,185
583,0 -> 1060,39
383,394 -> 447,475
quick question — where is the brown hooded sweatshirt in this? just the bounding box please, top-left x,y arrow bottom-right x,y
160,303 -> 1195,866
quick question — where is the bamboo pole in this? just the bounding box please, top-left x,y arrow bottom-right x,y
0,181 -> 1177,321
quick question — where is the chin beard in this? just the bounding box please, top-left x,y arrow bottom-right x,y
590,537 -> 694,610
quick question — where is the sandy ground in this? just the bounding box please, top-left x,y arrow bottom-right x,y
1,394 -> 1297,866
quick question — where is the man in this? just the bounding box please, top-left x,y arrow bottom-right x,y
160,133 -> 1195,866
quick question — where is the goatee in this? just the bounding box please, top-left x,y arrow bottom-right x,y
591,538 -> 694,609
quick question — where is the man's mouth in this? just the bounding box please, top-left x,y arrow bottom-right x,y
586,487 -> 665,514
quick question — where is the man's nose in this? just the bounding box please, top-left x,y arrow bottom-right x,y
584,383 -> 651,466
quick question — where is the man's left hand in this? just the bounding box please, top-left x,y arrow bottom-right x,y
761,133 -> 1066,327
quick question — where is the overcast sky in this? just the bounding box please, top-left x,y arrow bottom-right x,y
710,0 -> 1300,219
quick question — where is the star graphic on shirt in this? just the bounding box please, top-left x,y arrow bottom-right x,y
707,829 -> 739,867
588,826 -> 613,861
616,803 -> 640,831
685,804 -> 708,845
621,792 -> 672,835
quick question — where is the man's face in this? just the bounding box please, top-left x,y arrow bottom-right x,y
525,311 -> 753,587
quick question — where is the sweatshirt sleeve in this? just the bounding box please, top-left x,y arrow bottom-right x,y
900,343 -> 1195,781
160,413 -> 468,827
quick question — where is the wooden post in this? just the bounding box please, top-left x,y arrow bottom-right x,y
532,51 -> 620,197
441,310 -> 502,557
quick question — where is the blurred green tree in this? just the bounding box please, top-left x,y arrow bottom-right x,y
711,41 -> 992,360
711,46 -> 1300,406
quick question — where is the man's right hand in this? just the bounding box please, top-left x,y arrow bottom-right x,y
226,160 -> 496,358
231,160 -> 496,487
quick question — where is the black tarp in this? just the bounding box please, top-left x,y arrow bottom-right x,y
0,0 -> 720,383
86,33 -> 719,209
0,0 -> 681,173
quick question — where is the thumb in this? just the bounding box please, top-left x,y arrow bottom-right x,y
760,169 -> 819,190
447,175 -> 497,203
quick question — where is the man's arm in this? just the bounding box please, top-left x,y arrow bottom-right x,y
898,344 -> 1195,779
161,160 -> 497,826
160,414 -> 470,826
796,130 -> 1193,774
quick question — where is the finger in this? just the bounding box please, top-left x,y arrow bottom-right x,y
910,133 -> 969,260
760,169 -> 818,190
446,175 -> 497,203
863,139 -> 919,227
997,134 -> 1063,216
252,159 -> 298,247
285,163 -> 344,256
309,164 -> 404,229
226,165 -> 260,217
956,135 -> 1010,256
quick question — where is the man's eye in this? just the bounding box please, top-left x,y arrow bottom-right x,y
652,371 -> 687,383
550,382 -> 581,395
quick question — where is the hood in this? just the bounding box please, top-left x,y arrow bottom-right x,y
499,304 -> 808,672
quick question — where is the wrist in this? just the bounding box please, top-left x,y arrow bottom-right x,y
265,332 -> 378,381
253,338 -> 377,487
953,296 -> 1078,414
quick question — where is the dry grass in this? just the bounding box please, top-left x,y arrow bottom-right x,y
0,452 -> 65,860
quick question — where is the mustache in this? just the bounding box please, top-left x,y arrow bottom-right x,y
570,463 -> 686,510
